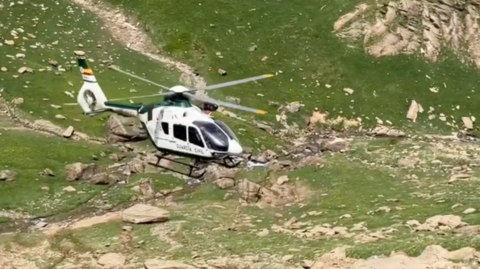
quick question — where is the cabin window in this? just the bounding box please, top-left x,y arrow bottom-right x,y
173,124 -> 187,141
214,120 -> 239,142
188,127 -> 204,148
161,122 -> 169,135
193,121 -> 229,152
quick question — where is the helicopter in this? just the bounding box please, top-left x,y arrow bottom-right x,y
64,51 -> 274,178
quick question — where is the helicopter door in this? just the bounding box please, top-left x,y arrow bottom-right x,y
173,124 -> 195,153
188,126 -> 206,155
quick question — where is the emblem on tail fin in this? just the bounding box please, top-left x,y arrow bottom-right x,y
74,51 -> 108,114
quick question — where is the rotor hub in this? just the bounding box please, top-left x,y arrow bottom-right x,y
169,85 -> 190,94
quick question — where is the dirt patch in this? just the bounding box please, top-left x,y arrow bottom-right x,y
69,0 -> 206,91
150,221 -> 185,252
0,240 -> 63,269
40,211 -> 122,236
334,1 -> 480,69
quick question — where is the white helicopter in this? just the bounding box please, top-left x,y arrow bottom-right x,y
65,51 -> 274,178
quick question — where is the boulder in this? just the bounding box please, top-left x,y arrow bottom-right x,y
97,252 -> 126,269
122,204 -> 170,224
106,114 -> 146,143
0,170 -> 16,182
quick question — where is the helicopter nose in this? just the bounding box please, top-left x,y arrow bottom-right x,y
228,140 -> 243,155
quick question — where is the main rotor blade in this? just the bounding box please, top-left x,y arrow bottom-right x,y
108,65 -> 171,90
200,74 -> 274,91
185,92 -> 267,114
109,92 -> 171,101
62,92 -> 170,106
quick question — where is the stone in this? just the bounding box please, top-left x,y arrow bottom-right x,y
97,253 -> 126,269
406,100 -> 423,123
89,172 -> 116,185
74,50 -> 85,56
445,247 -> 477,261
65,163 -> 88,181
319,137 -> 347,152
237,179 -> 262,202
462,116 -> 473,130
63,186 -> 76,192
12,97 -> 23,105
256,228 -> 269,237
301,260 -> 315,268
218,68 -> 227,76
463,208 -> 476,214
122,204 -> 170,224
214,178 -> 235,189
106,114 -> 146,143
285,101 -> 302,113
137,178 -> 155,198
42,168 -> 55,177
0,170 -> 16,181
62,126 -> 74,138
282,255 -> 294,261
276,175 -> 289,185
144,259 -> 195,269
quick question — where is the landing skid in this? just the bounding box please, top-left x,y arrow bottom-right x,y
201,156 -> 242,168
147,154 -> 242,179
147,153 -> 207,179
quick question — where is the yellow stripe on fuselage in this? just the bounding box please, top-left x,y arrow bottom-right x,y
82,68 -> 94,75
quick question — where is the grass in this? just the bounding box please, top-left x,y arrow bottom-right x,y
0,130 -> 118,217
0,0 -> 283,149
3,0 -> 480,266
0,0 -> 182,137
102,0 -> 480,133
27,146 -> 480,265
0,139 -> 479,266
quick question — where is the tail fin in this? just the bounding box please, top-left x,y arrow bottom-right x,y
75,51 -> 108,114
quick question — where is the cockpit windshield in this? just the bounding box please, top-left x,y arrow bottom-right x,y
214,120 -> 239,142
193,121 -> 229,152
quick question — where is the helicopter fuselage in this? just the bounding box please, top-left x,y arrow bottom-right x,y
135,103 -> 242,160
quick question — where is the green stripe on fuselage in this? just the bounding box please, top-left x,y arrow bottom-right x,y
104,101 -> 142,111
78,58 -> 89,68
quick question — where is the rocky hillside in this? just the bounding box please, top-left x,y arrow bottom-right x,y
334,0 -> 480,69
2,0 -> 480,268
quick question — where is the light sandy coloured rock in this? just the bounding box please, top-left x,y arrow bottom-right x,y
122,204 -> 170,224
97,252 -> 126,269
144,259 -> 195,269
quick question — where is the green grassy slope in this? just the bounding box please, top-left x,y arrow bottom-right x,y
0,130 -> 117,217
0,0 -> 181,137
0,0 -> 280,150
103,0 -> 480,133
